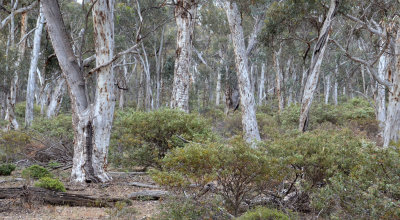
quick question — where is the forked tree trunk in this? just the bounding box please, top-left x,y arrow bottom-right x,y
222,0 -> 260,144
25,7 -> 45,127
299,0 -> 340,132
383,30 -> 400,147
6,11 -> 28,130
170,0 -> 196,113
46,77 -> 66,118
42,0 -> 115,183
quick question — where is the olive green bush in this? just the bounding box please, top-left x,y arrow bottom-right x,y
157,196 -> 230,220
0,130 -> 31,162
110,108 -> 215,168
34,177 -> 66,192
15,102 -> 41,122
152,137 -> 276,216
0,163 -> 16,176
238,207 -> 290,220
22,165 -> 53,179
30,114 -> 74,145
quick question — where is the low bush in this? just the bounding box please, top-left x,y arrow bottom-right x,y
15,102 -> 41,121
30,114 -> 74,145
34,177 -> 66,192
110,108 -> 215,168
157,196 -> 230,220
22,165 -> 53,179
0,130 -> 31,162
152,137 -> 276,216
238,207 -> 290,220
0,163 -> 16,176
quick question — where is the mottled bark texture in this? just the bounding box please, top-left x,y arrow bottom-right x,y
222,0 -> 261,145
42,0 -> 115,183
299,0 -> 340,132
170,0 -> 196,113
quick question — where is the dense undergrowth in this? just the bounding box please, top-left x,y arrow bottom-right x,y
0,98 -> 398,219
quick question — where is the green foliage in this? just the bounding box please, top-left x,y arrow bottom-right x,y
238,207 -> 290,220
15,102 -> 41,122
110,108 -> 215,168
22,165 -> 53,179
105,201 -> 137,219
152,137 -> 275,216
0,130 -> 31,162
157,196 -> 229,220
0,163 -> 16,176
31,114 -> 73,145
34,177 -> 66,192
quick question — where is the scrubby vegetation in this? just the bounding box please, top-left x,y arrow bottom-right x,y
22,165 -> 53,179
0,164 -> 16,176
34,177 -> 66,192
0,98 -> 398,219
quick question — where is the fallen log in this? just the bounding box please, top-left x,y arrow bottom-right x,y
127,182 -> 160,189
0,186 -> 131,207
109,171 -> 147,176
128,190 -> 169,200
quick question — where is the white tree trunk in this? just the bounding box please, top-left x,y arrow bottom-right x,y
383,30 -> 400,147
215,66 -> 222,106
324,74 -> 331,104
46,77 -> 66,118
42,0 -> 115,183
155,27 -> 164,109
6,11 -> 28,130
258,63 -> 266,105
376,53 -> 388,130
333,64 -> 338,105
299,0 -> 340,132
25,7 -> 45,127
170,0 -> 196,113
274,47 -> 284,112
222,0 -> 261,144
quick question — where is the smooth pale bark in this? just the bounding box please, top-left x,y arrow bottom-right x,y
222,0 -> 260,144
383,31 -> 400,147
139,43 -> 152,111
155,27 -> 164,109
376,53 -> 388,130
25,7 -> 45,127
215,66 -> 222,106
324,74 -> 331,104
170,0 -> 196,113
333,64 -> 338,105
46,77 -> 66,118
299,0 -> 340,132
361,65 -> 366,94
6,11 -> 28,130
137,69 -> 144,110
258,63 -> 266,105
274,47 -> 284,112
288,63 -> 297,106
42,0 -> 115,183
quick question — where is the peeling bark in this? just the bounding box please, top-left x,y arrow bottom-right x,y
222,0 -> 261,145
46,77 -> 66,118
170,0 -> 196,113
299,0 -> 340,132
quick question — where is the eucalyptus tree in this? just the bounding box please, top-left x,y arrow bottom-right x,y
170,0 -> 198,112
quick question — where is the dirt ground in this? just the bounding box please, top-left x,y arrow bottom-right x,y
0,169 -> 162,220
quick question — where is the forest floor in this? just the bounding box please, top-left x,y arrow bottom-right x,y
0,168 -> 162,219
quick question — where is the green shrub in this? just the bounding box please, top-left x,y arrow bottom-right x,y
110,108 -> 215,168
157,196 -> 230,220
106,201 -> 137,219
0,130 -> 31,162
34,177 -> 66,192
152,137 -> 276,216
0,163 -> 16,176
15,102 -> 41,121
30,114 -> 73,144
22,165 -> 53,179
238,207 -> 290,220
